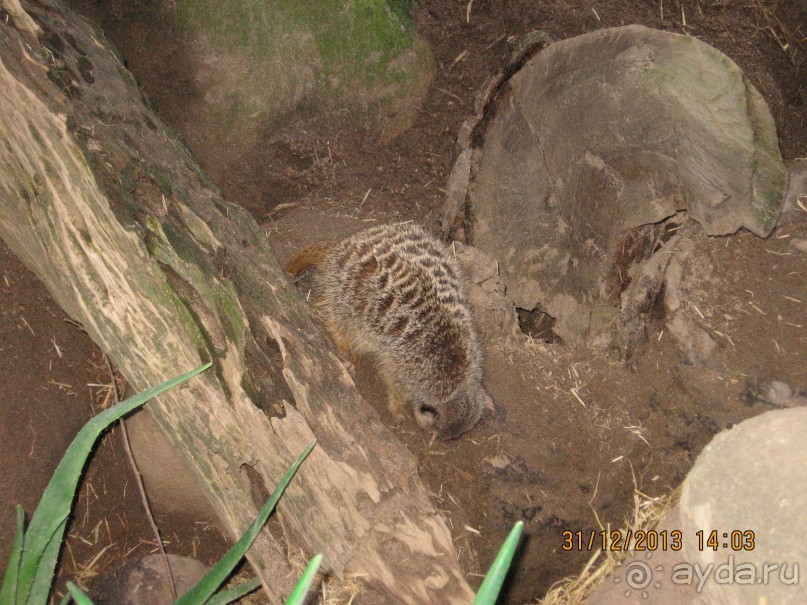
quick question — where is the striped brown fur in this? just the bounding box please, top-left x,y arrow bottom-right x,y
286,223 -> 491,439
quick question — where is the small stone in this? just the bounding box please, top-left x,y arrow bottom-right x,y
90,554 -> 211,605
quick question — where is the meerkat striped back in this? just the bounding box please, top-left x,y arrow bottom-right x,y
290,223 -> 491,439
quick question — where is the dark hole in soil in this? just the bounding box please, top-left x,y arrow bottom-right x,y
654,213 -> 685,250
516,306 -> 562,343
647,280 -> 667,321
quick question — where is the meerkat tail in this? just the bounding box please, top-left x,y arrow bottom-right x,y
285,241 -> 335,276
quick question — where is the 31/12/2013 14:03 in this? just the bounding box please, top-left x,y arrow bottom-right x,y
561,529 -> 756,553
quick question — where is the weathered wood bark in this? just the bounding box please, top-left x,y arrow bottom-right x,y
0,1 -> 474,603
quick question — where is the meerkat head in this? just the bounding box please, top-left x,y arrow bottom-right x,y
413,380 -> 494,440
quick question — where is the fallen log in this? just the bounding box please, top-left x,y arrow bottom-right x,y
0,1 -> 473,602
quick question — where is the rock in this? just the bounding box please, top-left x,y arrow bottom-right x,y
678,407 -> 807,604
90,554 -> 211,605
124,408 -> 220,526
584,408 -> 807,604
764,381 -> 807,408
582,505 -> 700,605
780,158 -> 807,219
443,25 -> 787,346
666,313 -> 718,365
452,241 -> 522,345
174,1 -> 434,145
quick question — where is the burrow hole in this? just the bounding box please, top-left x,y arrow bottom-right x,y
516,306 -> 562,344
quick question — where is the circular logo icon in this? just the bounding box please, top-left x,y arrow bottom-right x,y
624,560 -> 653,590
613,552 -> 663,599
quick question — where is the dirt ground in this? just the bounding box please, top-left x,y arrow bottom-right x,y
1,0 -> 805,603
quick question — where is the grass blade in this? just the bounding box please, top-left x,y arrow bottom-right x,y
204,578 -> 261,605
284,553 -> 323,605
473,521 -> 524,604
174,439 -> 317,605
0,505 -> 26,605
17,363 -> 212,604
65,582 -> 94,605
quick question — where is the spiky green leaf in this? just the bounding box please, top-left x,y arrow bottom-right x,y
284,553 -> 323,605
13,363 -> 211,604
473,521 -> 524,604
174,440 -> 317,605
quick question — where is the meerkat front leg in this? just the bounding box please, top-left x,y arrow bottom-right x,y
326,325 -> 357,374
379,367 -> 407,420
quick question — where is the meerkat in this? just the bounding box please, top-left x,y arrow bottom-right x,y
286,223 -> 492,440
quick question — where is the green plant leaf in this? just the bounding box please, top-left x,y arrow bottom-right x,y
0,505 -> 26,605
24,517 -> 68,605
65,582 -> 94,605
204,578 -> 260,605
284,553 -> 323,605
12,362 -> 211,605
174,439 -> 317,605
473,521 -> 524,605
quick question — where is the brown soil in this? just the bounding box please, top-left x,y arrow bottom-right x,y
2,0 -> 805,603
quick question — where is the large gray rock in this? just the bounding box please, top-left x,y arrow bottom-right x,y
175,0 -> 434,143
444,25 -> 787,344
678,407 -> 807,604
583,407 -> 806,605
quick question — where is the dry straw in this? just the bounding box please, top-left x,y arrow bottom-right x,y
538,486 -> 680,605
